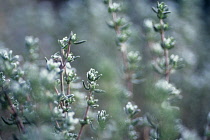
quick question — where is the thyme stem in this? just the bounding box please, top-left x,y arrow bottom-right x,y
3,89 -> 25,133
77,91 -> 93,140
160,19 -> 169,82
109,1 -> 133,96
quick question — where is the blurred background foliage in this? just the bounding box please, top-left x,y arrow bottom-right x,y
0,0 -> 210,139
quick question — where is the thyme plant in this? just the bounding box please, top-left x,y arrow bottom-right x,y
0,1 -> 206,140
0,32 -> 108,140
104,0 -> 142,96
104,0 -> 142,139
141,2 -> 184,140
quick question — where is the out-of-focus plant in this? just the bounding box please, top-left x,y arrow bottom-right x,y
0,31 -> 109,140
0,0 -> 208,139
139,2 -> 185,140
124,102 -> 141,140
176,121 -> 201,140
103,0 -> 142,139
104,0 -> 142,96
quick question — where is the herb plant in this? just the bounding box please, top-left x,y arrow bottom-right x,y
0,1 -> 207,140
0,32 -> 108,140
141,2 -> 185,140
103,0 -> 142,139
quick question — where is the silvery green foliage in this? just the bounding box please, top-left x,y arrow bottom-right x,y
152,2 -> 171,19
139,2 -> 185,139
97,110 -> 109,129
169,54 -> 185,70
87,68 -> 102,82
83,68 -> 104,94
54,108 -> 79,132
1,0 -> 204,139
103,1 -> 143,139
65,68 -> 77,84
124,102 -> 141,140
161,37 -> 175,50
127,51 -> 142,83
124,102 -> 141,118
155,79 -> 180,95
75,68 -> 108,140
58,36 -> 69,49
177,123 -> 201,140
0,34 -> 93,140
82,68 -> 102,110
104,0 -> 142,84
138,114 -> 160,140
54,32 -> 107,140
152,55 -> 185,75
46,57 -> 61,73
25,36 -> 39,62
0,47 -> 60,138
58,32 -> 86,49
19,126 -> 62,140
51,32 -> 91,139
151,1 -> 183,110
144,19 -> 157,41
0,49 -> 23,79
0,33 -> 108,140
149,2 -> 185,77
108,2 -> 122,13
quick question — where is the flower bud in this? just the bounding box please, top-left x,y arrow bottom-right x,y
144,19 -> 153,30
58,36 -> 69,49
80,116 -> 92,126
117,33 -> 129,43
124,102 -> 141,117
87,68 -> 102,81
170,54 -> 184,69
97,110 -> 109,128
87,96 -> 98,107
161,37 -> 175,49
108,3 -> 121,13
46,59 -> 61,73
115,17 -> 127,27
25,36 -> 39,47
65,69 -> 77,84
70,34 -> 77,42
152,2 -> 171,19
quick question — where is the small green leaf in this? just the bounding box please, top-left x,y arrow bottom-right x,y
82,80 -> 90,90
106,21 -> 115,28
103,0 -> 109,4
1,117 -> 14,125
93,89 -> 106,93
120,23 -> 130,30
163,11 -> 171,14
152,7 -> 158,13
73,40 -> 87,45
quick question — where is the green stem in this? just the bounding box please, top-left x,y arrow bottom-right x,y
54,86 -> 59,95
60,70 -> 65,94
3,89 -> 25,133
60,42 -> 72,95
66,44 -> 72,96
60,48 -> 65,94
77,91 -> 93,140
67,83 -> 70,95
109,1 -> 133,96
160,19 -> 169,82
